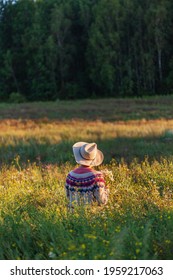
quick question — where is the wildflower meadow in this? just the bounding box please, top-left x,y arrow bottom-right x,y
0,97 -> 173,260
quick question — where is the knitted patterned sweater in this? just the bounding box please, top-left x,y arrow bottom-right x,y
65,166 -> 109,206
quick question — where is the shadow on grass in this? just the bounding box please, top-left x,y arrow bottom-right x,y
0,133 -> 172,166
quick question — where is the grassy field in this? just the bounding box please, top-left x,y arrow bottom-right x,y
0,96 -> 173,260
1,95 -> 173,121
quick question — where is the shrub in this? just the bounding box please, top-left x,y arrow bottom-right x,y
8,92 -> 26,103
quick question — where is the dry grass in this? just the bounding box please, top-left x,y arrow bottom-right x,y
1,118 -> 173,139
0,117 -> 173,164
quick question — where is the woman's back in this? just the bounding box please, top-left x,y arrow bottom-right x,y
65,166 -> 108,206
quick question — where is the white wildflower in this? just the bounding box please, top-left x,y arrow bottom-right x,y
48,252 -> 56,258
101,169 -> 114,181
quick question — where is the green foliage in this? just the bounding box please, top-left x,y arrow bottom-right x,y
8,92 -> 26,103
0,0 -> 173,100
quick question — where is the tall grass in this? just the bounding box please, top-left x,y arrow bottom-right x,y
0,97 -> 173,259
0,158 -> 173,259
0,119 -> 173,164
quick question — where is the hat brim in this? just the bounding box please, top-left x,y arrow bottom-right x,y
73,142 -> 104,166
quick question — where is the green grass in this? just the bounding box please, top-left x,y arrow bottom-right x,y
0,96 -> 173,260
1,95 -> 173,121
0,159 -> 173,260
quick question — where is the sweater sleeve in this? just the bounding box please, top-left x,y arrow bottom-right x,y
93,172 -> 109,205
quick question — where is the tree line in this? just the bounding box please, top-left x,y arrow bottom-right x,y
0,0 -> 173,101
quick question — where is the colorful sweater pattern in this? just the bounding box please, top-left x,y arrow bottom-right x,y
65,166 -> 109,206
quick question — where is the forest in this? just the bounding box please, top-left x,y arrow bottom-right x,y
0,0 -> 173,101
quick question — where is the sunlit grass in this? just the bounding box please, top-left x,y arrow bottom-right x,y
0,159 -> 173,259
0,118 -> 173,164
0,97 -> 173,259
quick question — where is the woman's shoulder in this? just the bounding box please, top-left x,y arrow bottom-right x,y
67,167 -> 94,179
67,167 -> 103,179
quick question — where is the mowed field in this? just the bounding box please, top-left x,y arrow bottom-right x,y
0,96 -> 173,260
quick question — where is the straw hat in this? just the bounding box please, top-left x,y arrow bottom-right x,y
72,142 -> 104,166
